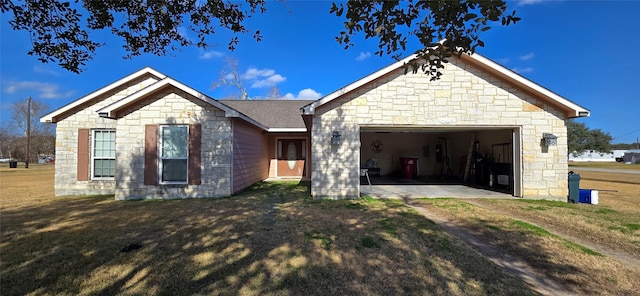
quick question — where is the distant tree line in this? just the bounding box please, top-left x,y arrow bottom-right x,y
611,142 -> 640,150
0,98 -> 55,163
567,120 -> 612,156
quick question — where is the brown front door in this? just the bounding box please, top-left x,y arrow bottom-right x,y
277,139 -> 305,177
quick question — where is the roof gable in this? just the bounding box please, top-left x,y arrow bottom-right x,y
40,67 -> 166,123
302,52 -> 590,119
96,77 -> 268,131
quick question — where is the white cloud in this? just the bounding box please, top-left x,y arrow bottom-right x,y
356,51 -> 372,61
517,0 -> 554,5
4,80 -> 74,99
511,67 -> 534,74
241,68 -> 286,88
199,50 -> 224,59
282,88 -> 322,100
33,66 -> 60,76
496,58 -> 510,65
250,74 -> 286,88
177,26 -> 192,41
519,52 -> 535,61
242,68 -> 275,80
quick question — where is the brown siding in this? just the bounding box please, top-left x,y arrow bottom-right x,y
188,124 -> 202,185
77,129 -> 90,181
267,136 -> 277,178
232,119 -> 269,193
144,124 -> 158,185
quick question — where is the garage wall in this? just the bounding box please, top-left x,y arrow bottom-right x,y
311,57 -> 568,200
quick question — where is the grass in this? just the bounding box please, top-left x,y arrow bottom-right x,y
568,161 -> 640,170
417,197 -> 639,295
1,165 -> 535,296
2,165 -> 639,295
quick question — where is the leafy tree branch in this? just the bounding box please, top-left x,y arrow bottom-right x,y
2,0 -> 519,78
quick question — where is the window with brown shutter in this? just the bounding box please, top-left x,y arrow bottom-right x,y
144,124 -> 201,186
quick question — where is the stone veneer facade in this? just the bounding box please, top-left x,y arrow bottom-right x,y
54,75 -> 161,196
310,58 -> 569,200
113,88 -> 232,200
53,75 -> 234,199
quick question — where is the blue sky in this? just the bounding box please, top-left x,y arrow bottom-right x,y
1,0 -> 639,144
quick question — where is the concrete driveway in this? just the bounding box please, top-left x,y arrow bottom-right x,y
361,184 -> 513,199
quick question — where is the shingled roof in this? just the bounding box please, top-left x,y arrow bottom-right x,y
221,100 -> 314,131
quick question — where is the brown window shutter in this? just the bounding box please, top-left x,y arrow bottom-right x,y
77,129 -> 90,181
144,124 -> 158,185
188,124 -> 202,185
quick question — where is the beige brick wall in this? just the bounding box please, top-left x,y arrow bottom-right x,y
311,58 -> 568,200
114,88 -> 232,200
54,76 -> 160,196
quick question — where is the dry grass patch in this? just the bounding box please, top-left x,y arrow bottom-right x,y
415,198 -> 640,295
415,168 -> 640,295
470,169 -> 640,257
2,165 -> 535,295
1,164 -> 55,208
569,162 -> 640,170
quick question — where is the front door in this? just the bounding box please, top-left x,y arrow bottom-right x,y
277,139 -> 306,177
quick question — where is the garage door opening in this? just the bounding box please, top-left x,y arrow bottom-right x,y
360,127 -> 522,197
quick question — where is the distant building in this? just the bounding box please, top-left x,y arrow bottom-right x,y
569,149 -> 640,163
569,150 -> 617,162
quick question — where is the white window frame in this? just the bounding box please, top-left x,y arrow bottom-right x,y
91,129 -> 116,180
158,125 -> 189,185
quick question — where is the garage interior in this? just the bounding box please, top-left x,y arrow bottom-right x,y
360,127 -> 520,196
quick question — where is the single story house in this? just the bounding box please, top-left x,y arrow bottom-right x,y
41,52 -> 589,200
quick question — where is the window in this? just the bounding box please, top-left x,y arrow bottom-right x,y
159,125 -> 188,184
92,130 -> 116,179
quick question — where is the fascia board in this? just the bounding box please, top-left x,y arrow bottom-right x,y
97,77 -> 269,131
267,128 -> 307,132
301,54 -> 418,115
301,51 -> 590,119
464,53 -> 590,118
40,67 -> 166,123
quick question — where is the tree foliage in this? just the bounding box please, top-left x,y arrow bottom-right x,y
611,142 -> 640,150
2,0 -> 519,77
331,0 -> 519,79
567,120 -> 612,155
1,0 -> 266,73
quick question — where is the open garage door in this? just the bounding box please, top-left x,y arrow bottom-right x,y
360,126 -> 522,197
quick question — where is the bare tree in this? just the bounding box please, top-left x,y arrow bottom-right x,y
212,57 -> 249,100
265,86 -> 283,100
0,127 -> 16,158
10,97 -> 53,165
11,97 -> 51,136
